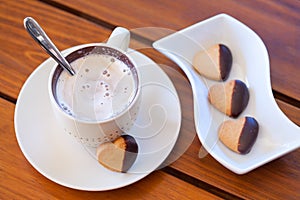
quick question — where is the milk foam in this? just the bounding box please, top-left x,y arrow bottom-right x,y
56,54 -> 136,121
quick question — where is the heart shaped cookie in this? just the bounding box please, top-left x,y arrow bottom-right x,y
208,79 -> 249,118
193,44 -> 232,81
219,116 -> 259,154
96,135 -> 138,172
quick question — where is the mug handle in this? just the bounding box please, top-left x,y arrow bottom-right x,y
106,27 -> 130,52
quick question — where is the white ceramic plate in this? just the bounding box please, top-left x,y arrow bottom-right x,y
14,45 -> 181,190
153,13 -> 300,174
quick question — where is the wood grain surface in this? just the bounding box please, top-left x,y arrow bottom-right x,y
50,0 -> 300,102
0,0 -> 299,199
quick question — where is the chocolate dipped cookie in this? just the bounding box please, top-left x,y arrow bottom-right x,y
208,79 -> 249,118
97,135 -> 138,172
193,44 -> 232,81
219,116 -> 259,154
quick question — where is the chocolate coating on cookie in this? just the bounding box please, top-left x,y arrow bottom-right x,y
121,135 -> 138,172
238,117 -> 259,154
219,44 -> 233,81
231,80 -> 249,118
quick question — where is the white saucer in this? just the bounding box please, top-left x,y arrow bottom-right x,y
14,45 -> 181,191
153,14 -> 300,174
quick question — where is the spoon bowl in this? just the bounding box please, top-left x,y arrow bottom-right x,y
153,13 -> 300,174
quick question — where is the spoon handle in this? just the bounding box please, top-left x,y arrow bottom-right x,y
24,17 -> 75,76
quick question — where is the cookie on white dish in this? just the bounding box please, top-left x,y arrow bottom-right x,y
193,44 -> 232,81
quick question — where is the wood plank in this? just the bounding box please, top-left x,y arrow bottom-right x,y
0,98 -> 220,199
168,139 -> 300,200
51,0 -> 300,102
276,99 -> 300,126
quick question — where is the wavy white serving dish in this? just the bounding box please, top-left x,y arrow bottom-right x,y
153,13 -> 300,174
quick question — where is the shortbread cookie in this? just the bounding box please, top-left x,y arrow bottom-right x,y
193,44 -> 232,81
219,116 -> 259,154
96,135 -> 138,172
208,79 -> 249,118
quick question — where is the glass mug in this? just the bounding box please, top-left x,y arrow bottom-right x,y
48,27 -> 141,147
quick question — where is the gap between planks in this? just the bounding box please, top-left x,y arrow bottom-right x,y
162,167 -> 243,200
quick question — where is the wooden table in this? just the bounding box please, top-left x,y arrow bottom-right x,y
1,0 -> 299,199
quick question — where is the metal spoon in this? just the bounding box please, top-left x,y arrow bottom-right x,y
24,17 -> 75,76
